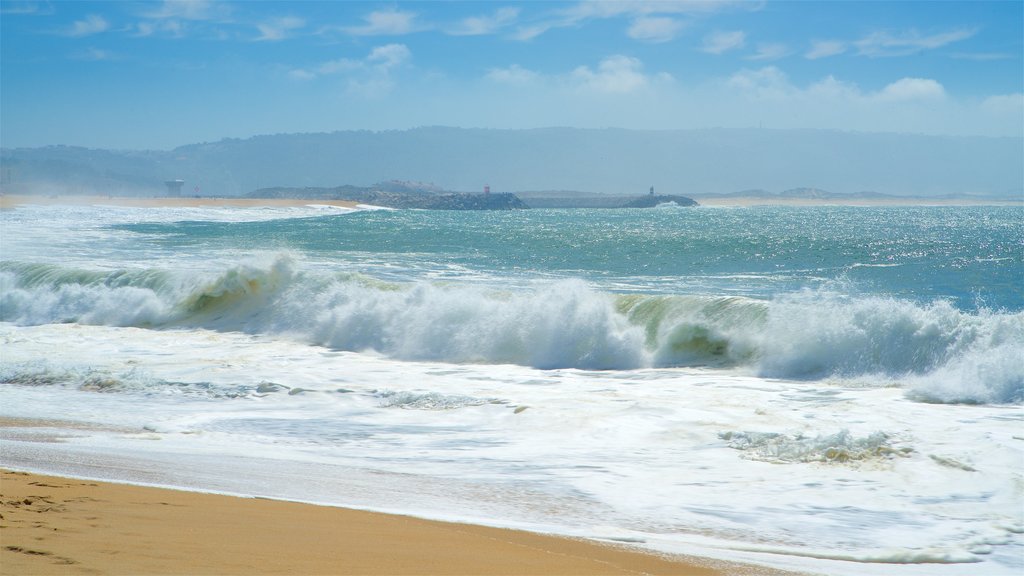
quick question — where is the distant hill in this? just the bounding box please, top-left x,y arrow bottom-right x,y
2,127 -> 1021,198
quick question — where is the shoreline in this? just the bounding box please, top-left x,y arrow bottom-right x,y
0,468 -> 790,575
0,194 -> 360,210
1,192 -> 1020,210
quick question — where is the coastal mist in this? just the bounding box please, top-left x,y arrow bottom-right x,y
2,203 -> 1022,575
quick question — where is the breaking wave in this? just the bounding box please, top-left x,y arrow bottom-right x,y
2,255 -> 1022,404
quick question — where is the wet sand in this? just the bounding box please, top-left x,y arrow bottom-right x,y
0,469 -> 792,576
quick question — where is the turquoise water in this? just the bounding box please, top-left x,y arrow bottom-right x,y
116,206 -> 1023,310
2,202 -> 1023,575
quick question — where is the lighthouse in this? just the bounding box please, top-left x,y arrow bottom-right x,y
484,185 -> 490,195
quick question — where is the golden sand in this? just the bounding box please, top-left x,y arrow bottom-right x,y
0,469 -> 800,575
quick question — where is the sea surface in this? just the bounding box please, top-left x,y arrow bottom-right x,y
1,202 -> 1022,575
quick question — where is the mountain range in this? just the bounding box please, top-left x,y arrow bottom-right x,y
2,127 -> 1021,198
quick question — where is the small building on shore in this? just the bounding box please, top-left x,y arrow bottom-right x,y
165,180 -> 185,197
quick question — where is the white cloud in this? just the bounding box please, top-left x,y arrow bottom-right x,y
627,16 -> 683,43
448,7 -> 519,36
132,22 -> 156,37
702,30 -> 745,54
63,14 -> 109,37
366,44 -> 411,69
315,57 -> 361,75
563,0 -> 752,20
485,64 -> 539,85
132,0 -> 231,39
806,40 -> 846,59
874,78 -> 946,102
346,9 -> 419,36
484,56 -> 671,94
571,55 -> 665,93
1,2 -> 54,16
289,44 -> 411,96
855,28 -> 977,57
143,0 -> 229,21
255,16 -> 305,41
288,69 -> 317,81
981,93 -> 1024,112
727,66 -> 791,98
512,24 -> 552,42
513,1 -> 753,42
727,66 -> 948,106
747,43 -> 789,61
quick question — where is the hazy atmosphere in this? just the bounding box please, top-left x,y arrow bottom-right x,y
1,0 -> 1022,149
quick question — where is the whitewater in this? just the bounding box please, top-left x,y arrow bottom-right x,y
1,202 -> 1022,575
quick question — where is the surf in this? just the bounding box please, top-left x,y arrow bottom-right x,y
3,254 -> 1021,404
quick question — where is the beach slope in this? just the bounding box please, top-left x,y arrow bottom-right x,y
0,470 -> 765,575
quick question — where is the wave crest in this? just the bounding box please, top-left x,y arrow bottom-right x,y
2,256 -> 1021,403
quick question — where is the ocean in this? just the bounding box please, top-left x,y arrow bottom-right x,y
1,202 -> 1022,575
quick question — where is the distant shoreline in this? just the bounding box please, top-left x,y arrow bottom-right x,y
1,193 -> 1019,210
0,194 -> 359,210
690,195 -> 1022,207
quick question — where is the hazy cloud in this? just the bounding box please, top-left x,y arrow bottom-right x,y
855,28 -> 977,57
747,43 -> 789,61
627,16 -> 684,43
702,30 -> 745,54
485,64 -> 540,85
805,40 -> 846,59
571,55 -> 668,93
951,52 -> 1015,61
366,44 -> 411,69
62,14 -> 110,37
1,2 -> 55,15
514,0 -> 751,42
448,6 -> 519,36
346,9 -> 419,36
287,69 -> 317,81
874,77 -> 945,101
727,66 -> 948,105
289,43 -> 411,95
563,0 -> 752,20
255,16 -> 304,41
143,0 -> 230,22
981,93 -> 1024,114
727,66 -> 790,97
70,47 -> 120,61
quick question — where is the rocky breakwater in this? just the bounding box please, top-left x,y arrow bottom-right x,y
620,195 -> 699,208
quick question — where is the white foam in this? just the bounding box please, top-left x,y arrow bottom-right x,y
1,322 -> 1021,576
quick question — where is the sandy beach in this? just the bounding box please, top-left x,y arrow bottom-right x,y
0,468 -> 791,576
0,194 -> 359,210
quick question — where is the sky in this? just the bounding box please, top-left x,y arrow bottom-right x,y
1,0 -> 1022,150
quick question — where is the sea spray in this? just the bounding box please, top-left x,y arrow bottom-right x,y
2,255 -> 1022,402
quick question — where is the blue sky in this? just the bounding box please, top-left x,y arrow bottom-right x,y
2,0 -> 1021,149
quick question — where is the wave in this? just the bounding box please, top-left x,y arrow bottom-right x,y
2,256 -> 1022,403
